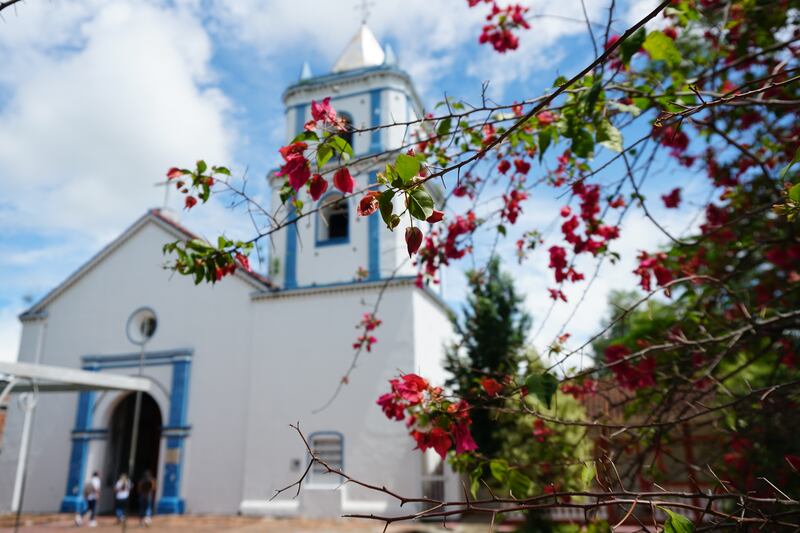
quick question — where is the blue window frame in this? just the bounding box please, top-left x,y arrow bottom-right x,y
338,112 -> 354,152
308,431 -> 344,486
316,192 -> 349,247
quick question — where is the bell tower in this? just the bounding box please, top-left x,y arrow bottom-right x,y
270,25 -> 425,289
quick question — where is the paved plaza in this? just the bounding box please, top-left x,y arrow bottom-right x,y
0,514 -> 490,533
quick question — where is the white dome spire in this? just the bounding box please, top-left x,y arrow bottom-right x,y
331,24 -> 386,73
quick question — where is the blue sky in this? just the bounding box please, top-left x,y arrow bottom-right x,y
0,0 -> 701,363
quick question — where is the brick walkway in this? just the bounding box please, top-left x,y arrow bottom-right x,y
0,514 -> 489,533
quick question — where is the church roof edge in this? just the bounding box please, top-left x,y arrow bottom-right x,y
19,209 -> 273,322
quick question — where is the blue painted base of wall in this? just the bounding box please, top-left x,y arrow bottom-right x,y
60,495 -> 83,513
156,497 -> 185,515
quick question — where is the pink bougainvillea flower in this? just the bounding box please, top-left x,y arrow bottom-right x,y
308,174 -> 328,201
166,167 -> 183,180
405,226 -> 423,257
333,167 -> 355,194
311,97 -> 337,123
537,111 -> 556,125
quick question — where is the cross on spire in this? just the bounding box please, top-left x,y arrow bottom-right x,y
355,0 -> 374,25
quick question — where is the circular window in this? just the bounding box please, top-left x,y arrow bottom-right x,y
126,307 -> 158,345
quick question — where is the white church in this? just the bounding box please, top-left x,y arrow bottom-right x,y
0,25 -> 457,517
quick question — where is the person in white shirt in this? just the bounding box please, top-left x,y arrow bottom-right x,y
74,471 -> 101,527
113,473 -> 131,524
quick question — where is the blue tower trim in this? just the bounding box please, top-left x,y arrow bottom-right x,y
284,203 -> 299,289
369,89 -> 382,153
157,356 -> 191,515
368,171 -> 380,281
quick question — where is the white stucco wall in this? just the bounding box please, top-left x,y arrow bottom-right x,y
0,218 -> 257,514
240,280 -> 452,516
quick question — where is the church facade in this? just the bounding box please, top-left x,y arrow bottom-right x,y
0,26 -> 457,517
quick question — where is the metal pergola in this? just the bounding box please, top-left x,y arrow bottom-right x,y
0,361 -> 152,530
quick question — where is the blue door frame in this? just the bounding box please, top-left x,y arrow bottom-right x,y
60,349 -> 192,515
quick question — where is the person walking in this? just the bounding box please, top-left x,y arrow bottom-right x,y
137,470 -> 157,526
74,470 -> 101,527
113,473 -> 131,524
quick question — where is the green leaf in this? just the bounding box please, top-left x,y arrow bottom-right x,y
553,75 -> 568,87
525,372 -> 559,409
196,160 -> 207,174
408,188 -> 435,221
643,30 -> 681,67
779,146 -> 800,179
661,509 -> 694,533
379,190 -> 396,228
508,470 -> 531,498
789,183 -> 800,203
437,118 -> 452,137
620,27 -> 646,64
597,120 -> 623,153
328,135 -> 354,160
290,131 -> 318,144
317,143 -> 334,168
571,128 -> 594,159
489,459 -> 509,482
608,100 -> 641,117
538,128 -> 553,162
469,467 -> 482,499
581,462 -> 595,489
396,154 -> 421,183
584,81 -> 603,117
212,166 -> 232,176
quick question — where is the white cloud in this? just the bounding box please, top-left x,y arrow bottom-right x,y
0,0 -> 243,359
0,305 -> 22,362
0,1 -> 234,241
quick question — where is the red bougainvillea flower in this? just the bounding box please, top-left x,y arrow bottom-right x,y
333,167 -> 355,194
184,196 -> 198,209
235,253 -> 251,272
426,210 -> 445,223
377,393 -> 405,421
532,418 -> 553,442
277,141 -> 311,192
453,422 -> 478,454
166,167 -> 183,180
785,454 -> 800,472
405,226 -> 423,257
634,251 -> 674,294
395,373 -> 429,403
311,97 -> 337,123
514,158 -> 531,174
357,191 -> 380,217
308,174 -> 328,201
413,427 -> 452,459
662,187 -> 682,208
481,377 -> 503,396
497,159 -> 511,174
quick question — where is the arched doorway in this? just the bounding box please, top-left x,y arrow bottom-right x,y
104,393 -> 162,513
